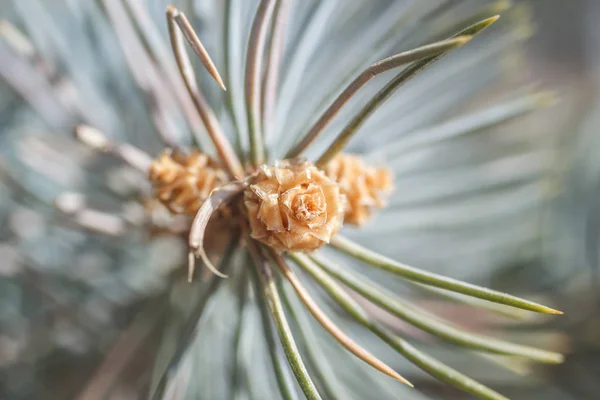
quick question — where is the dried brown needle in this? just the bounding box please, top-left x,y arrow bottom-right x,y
166,5 -> 244,179
187,181 -> 246,281
169,8 -> 227,91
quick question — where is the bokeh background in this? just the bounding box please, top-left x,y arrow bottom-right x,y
1,0 -> 600,399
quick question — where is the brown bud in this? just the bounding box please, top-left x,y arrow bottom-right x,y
244,159 -> 345,252
325,153 -> 393,226
148,149 -> 228,215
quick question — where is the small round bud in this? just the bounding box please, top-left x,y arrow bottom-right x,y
148,149 -> 228,215
244,159 -> 345,252
325,153 -> 393,226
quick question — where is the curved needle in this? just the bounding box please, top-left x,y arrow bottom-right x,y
166,6 -> 244,179
286,36 -> 472,159
188,182 -> 246,281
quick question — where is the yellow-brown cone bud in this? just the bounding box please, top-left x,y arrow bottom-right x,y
148,149 -> 228,215
244,159 -> 345,252
325,153 -> 393,226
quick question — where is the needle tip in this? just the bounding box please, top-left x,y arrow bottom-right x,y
488,15 -> 501,23
389,370 -> 413,387
74,125 -> 110,151
199,250 -> 228,279
217,78 -> 227,91
166,5 -> 178,17
187,251 -> 196,282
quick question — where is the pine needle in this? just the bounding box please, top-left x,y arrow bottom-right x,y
245,0 -> 277,166
329,235 -> 563,314
271,251 -> 413,387
286,36 -> 472,159
261,0 -> 289,134
315,16 -> 501,167
166,6 -> 244,178
248,254 -> 299,400
170,9 -> 227,91
247,240 -> 322,400
188,182 -> 246,280
311,253 -> 564,363
290,253 -> 510,400
74,125 -> 152,172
